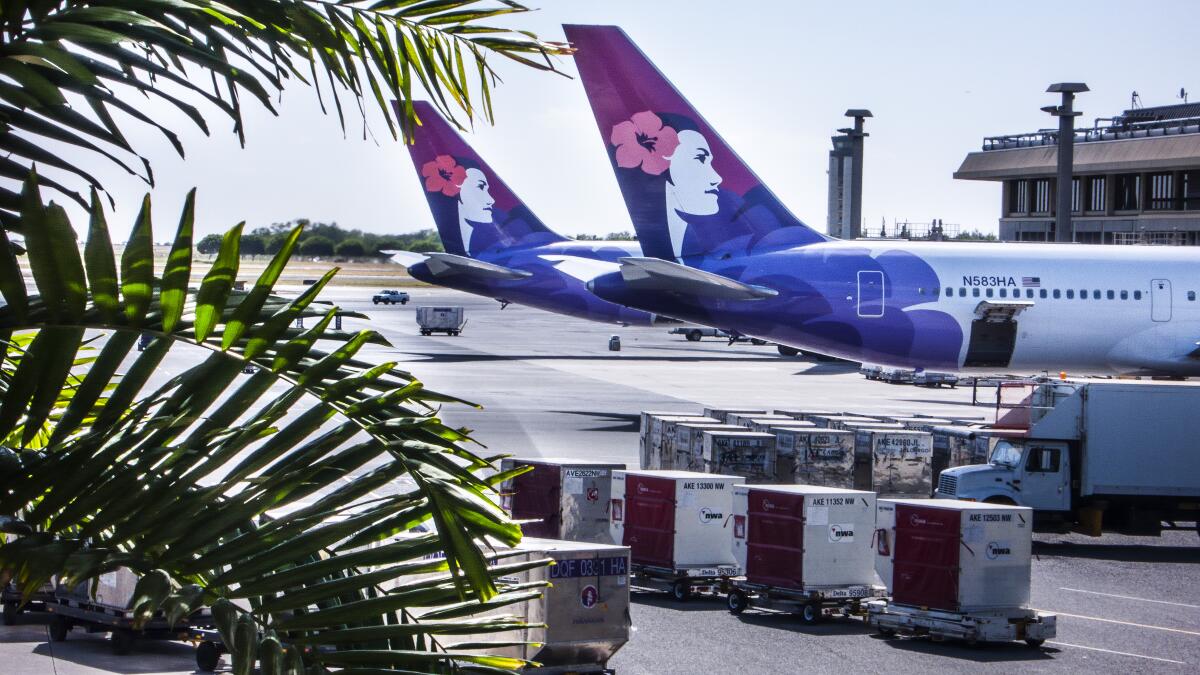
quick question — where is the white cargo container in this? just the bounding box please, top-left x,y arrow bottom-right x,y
773,409 -> 837,421
658,416 -> 720,470
415,306 -> 466,335
703,407 -> 768,423
728,412 -> 790,428
839,421 -> 905,432
853,429 -> 933,497
726,485 -> 884,620
701,430 -> 776,482
773,428 -> 855,486
674,423 -> 742,471
610,470 -> 742,579
869,499 -> 1054,645
638,413 -> 716,469
823,415 -> 891,430
499,458 -> 625,544
743,417 -> 813,433
886,416 -> 953,432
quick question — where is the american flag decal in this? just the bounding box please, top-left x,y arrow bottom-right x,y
1022,277 -> 1041,287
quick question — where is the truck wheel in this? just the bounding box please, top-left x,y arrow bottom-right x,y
877,626 -> 897,638
1025,638 -> 1046,648
373,299 -> 379,305
726,590 -> 748,615
111,628 -> 134,655
686,330 -> 702,342
2,601 -> 18,625
798,602 -> 821,625
196,640 -> 221,672
670,581 -> 691,602
401,300 -> 408,305
48,615 -> 70,642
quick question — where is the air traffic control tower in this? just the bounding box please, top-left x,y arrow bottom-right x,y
955,101 -> 1200,245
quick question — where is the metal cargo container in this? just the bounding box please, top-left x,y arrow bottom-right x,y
810,414 -> 879,429
773,409 -> 837,421
773,429 -> 856,487
875,499 -> 1034,612
674,423 -> 742,471
658,416 -> 721,470
886,416 -> 953,432
756,420 -> 817,435
638,413 -> 716,469
639,410 -> 700,467
701,431 -> 776,483
610,470 -> 742,573
499,458 -> 625,544
415,306 -> 466,335
728,412 -> 790,428
839,421 -> 905,432
853,429 -> 933,497
742,417 -> 811,433
824,416 -> 892,430
703,407 -> 768,423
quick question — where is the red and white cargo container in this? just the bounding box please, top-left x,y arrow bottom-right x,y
610,470 -> 743,600
499,458 -> 625,544
868,498 -> 1056,645
726,485 -> 885,622
701,430 -> 776,482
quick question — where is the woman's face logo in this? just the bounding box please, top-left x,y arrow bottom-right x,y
458,168 -> 495,223
667,130 -> 721,216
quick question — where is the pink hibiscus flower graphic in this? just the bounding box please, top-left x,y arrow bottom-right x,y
421,155 -> 467,197
610,111 -> 679,176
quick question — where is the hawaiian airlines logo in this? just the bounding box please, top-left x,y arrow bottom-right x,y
699,507 -> 723,524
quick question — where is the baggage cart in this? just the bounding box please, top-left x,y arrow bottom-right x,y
866,601 -> 1055,646
2,580 -> 54,625
727,485 -> 885,622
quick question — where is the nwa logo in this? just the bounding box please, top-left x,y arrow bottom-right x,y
637,484 -> 652,495
909,513 -> 946,528
698,507 -> 724,525
985,542 -> 1012,560
828,524 -> 855,543
762,499 -> 781,512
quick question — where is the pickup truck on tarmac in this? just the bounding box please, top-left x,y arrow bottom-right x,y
372,289 -> 410,305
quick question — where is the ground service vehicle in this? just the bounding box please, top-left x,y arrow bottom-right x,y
937,380 -> 1200,536
913,370 -> 959,388
416,306 -> 466,336
372,289 -> 409,305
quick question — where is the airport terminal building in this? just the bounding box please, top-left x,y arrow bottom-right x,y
955,103 -> 1200,245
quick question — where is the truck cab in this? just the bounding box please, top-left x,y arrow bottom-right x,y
936,439 -> 1071,514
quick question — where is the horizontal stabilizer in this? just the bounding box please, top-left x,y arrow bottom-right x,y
381,250 -> 428,266
539,255 -> 621,282
616,256 -> 777,301
424,252 -> 532,280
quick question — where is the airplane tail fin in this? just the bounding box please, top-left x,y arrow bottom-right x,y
565,25 -> 827,261
403,100 -> 566,257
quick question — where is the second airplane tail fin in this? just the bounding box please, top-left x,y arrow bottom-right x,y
566,24 -> 827,261
404,100 -> 566,258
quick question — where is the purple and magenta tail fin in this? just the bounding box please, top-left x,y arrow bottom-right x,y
565,25 -> 826,261
403,100 -> 565,257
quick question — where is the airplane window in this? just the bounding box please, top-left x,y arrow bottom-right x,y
1189,291 -> 1196,301
985,288 -> 994,298
945,287 -> 953,297
1080,289 -> 1087,300
959,288 -> 966,297
1134,290 -> 1143,300
1093,290 -> 1101,299
999,288 -> 1007,298
1120,290 -> 1128,299
1039,289 -> 1047,299
1026,289 -> 1034,298
972,288 -> 980,297
1106,290 -> 1115,300
1053,289 -> 1061,299
1066,290 -> 1074,299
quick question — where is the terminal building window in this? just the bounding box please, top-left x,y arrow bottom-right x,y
1071,177 -> 1082,213
1149,173 -> 1175,210
1033,179 -> 1051,214
1115,173 -> 1141,210
1184,171 -> 1200,211
1009,180 -> 1030,214
1087,176 -> 1106,212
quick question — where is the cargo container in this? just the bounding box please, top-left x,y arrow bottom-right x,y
638,413 -> 717,469
773,409 -> 837,422
610,470 -> 743,600
726,485 -> 885,622
742,417 -> 814,434
499,457 -> 625,544
773,429 -> 856,487
811,414 -> 881,429
703,407 -> 768,423
869,499 -> 1054,645
674,422 -> 742,471
701,430 -> 776,482
415,305 -> 466,335
658,416 -> 721,470
886,416 -> 953,432
939,380 -> 1200,536
839,421 -> 905,432
728,412 -> 791,428
853,429 -> 933,497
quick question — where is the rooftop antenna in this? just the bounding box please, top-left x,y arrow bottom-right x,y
1180,87 -> 1189,103
1131,91 -> 1142,109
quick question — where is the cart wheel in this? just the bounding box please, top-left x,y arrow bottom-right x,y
726,590 -> 749,615
48,615 -> 70,642
2,601 -> 18,625
1025,638 -> 1046,648
110,629 -> 134,655
670,580 -> 691,602
196,640 -> 221,672
798,602 -> 822,625
877,627 -> 897,638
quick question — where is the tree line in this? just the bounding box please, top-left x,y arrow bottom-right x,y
196,220 -> 444,258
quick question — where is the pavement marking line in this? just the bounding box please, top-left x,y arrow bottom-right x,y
1047,641 -> 1186,665
1059,587 -> 1200,609
1038,610 -> 1200,637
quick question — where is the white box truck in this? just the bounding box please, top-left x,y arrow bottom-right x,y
937,380 -> 1200,537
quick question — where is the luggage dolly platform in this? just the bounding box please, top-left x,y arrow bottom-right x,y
629,563 -> 739,602
2,581 -> 54,625
725,581 -> 887,624
865,600 -> 1056,646
45,595 -> 213,655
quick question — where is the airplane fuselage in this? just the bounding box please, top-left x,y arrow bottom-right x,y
592,240 -> 1200,375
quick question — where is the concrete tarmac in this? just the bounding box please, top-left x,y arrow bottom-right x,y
3,286 -> 1197,673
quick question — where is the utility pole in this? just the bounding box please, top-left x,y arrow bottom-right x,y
1043,83 -> 1089,243
838,109 -> 872,240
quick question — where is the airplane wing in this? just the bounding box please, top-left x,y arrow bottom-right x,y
538,255 -> 621,282
422,252 -> 532,280
616,257 -> 777,301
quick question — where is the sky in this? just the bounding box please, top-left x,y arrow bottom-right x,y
40,0 -> 1200,240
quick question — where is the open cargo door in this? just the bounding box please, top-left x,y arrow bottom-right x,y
893,504 -> 961,611
622,474 -> 676,567
745,490 -> 805,588
964,301 -> 1033,368
510,462 -> 562,538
